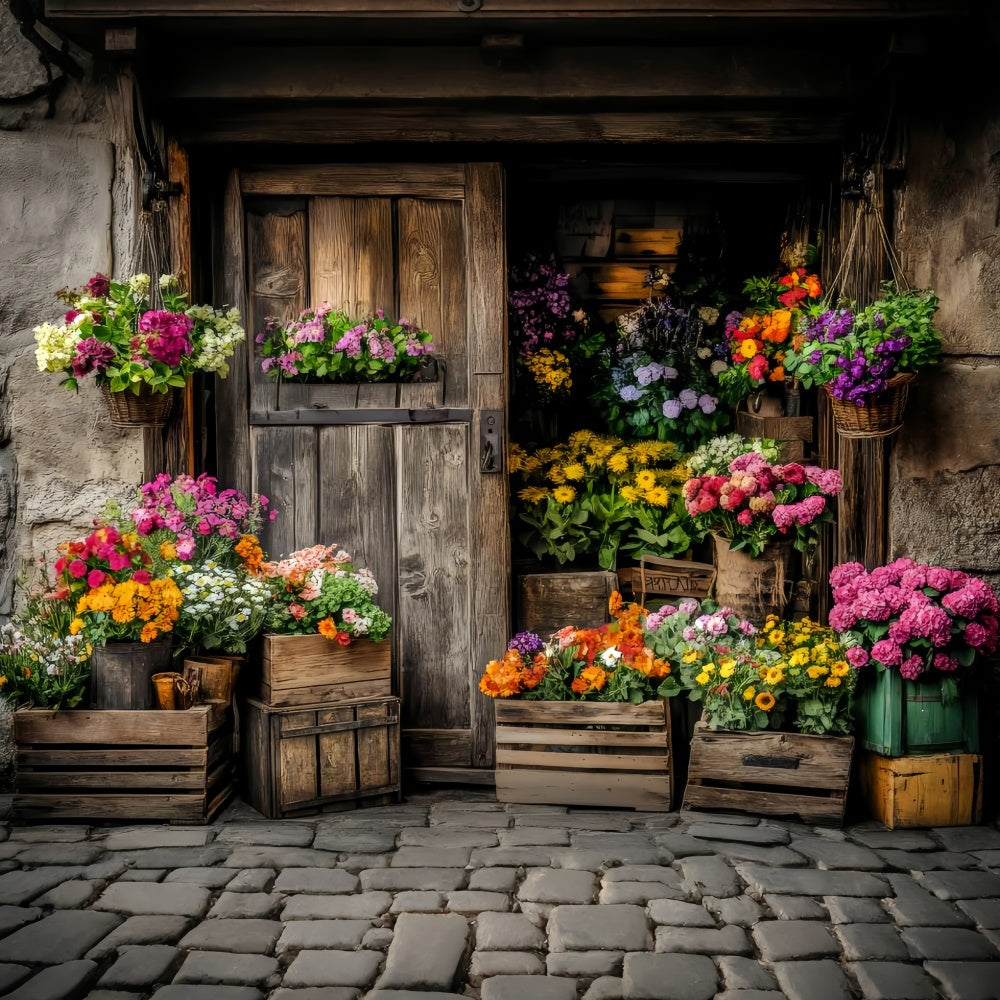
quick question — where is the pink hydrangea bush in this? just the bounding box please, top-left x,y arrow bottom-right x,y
828,558 -> 999,681
682,452 -> 843,557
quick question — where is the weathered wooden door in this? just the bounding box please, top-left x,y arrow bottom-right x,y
215,164 -> 508,777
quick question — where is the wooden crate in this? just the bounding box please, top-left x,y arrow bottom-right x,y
517,571 -> 618,637
855,750 -> 983,829
13,705 -> 232,823
258,633 -> 392,707
682,722 -> 854,825
494,699 -> 673,812
616,557 -> 715,603
242,695 -> 401,819
735,409 -> 813,461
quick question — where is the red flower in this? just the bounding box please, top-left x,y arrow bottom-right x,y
132,569 -> 152,585
336,631 -> 351,647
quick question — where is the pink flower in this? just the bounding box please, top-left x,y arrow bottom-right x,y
132,569 -> 151,585
871,638 -> 903,666
964,622 -> 989,649
289,603 -> 307,621
176,537 -> 196,560
68,559 -> 88,579
108,552 -> 131,572
737,509 -> 753,526
932,653 -> 959,672
830,562 -> 866,588
86,569 -> 106,588
846,645 -> 869,667
900,655 -> 924,680
86,273 -> 110,297
828,604 -> 859,632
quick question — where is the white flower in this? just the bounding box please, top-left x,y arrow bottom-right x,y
600,647 -> 623,667
33,322 -> 83,373
128,273 -> 150,297
159,273 -> 179,291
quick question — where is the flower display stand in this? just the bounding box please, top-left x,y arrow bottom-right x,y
516,571 -> 618,637
852,669 -> 979,758
682,722 -> 854,825
241,695 -> 400,818
257,633 -> 392,707
855,749 -> 982,829
13,704 -> 232,823
494,699 -> 673,812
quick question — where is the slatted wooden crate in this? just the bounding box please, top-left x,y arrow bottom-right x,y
494,699 -> 673,812
855,750 -> 983,829
616,557 -> 715,602
735,408 -> 813,461
517,571 -> 617,637
242,695 -> 401,819
13,705 -> 232,823
258,633 -> 392,707
682,722 -> 854,825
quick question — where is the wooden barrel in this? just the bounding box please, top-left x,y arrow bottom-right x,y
711,534 -> 793,623
89,639 -> 173,710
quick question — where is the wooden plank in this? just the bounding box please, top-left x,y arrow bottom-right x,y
495,769 -> 671,812
16,770 -> 206,790
278,732 -> 318,807
517,571 -> 617,637
357,700 -> 390,791
262,635 -> 391,690
682,783 -> 845,824
214,168 -> 252,499
318,705 -> 358,800
174,108 -> 854,146
17,748 -> 207,767
260,678 -> 393,708
292,426 -> 319,548
46,2 -> 968,20
252,425 -> 299,558
495,699 -> 668,726
735,410 -> 814,443
496,728 -> 670,749
465,162 -> 505,377
251,407 -> 471,425
245,198 -> 308,417
396,423 -> 471,738
567,261 -> 674,299
398,196 -> 468,407
241,697 -> 274,818
309,196 -> 393,321
317,425 -> 397,669
402,728 -> 473,768
243,164 -> 464,198
14,707 -> 211,746
496,749 -> 669,771
12,794 -> 211,822
158,46 -> 863,103
612,227 -> 683,258
406,766 -> 496,786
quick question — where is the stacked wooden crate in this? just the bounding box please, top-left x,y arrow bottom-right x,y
241,634 -> 400,818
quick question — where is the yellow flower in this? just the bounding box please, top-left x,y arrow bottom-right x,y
644,486 -> 671,507
789,648 -> 810,667
695,671 -> 710,686
159,540 -> 177,561
719,661 -> 735,679
743,685 -> 756,701
564,463 -> 586,481
68,618 -> 84,635
825,676 -> 842,688
682,649 -> 701,663
755,691 -> 776,711
739,338 -> 759,359
764,667 -> 785,686
831,661 -> 850,677
635,470 -> 656,490
807,665 -> 829,679
620,486 -> 640,504
553,485 -> 576,503
548,465 -> 566,484
607,451 -> 630,474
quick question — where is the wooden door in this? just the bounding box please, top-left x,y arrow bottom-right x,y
215,164 -> 508,777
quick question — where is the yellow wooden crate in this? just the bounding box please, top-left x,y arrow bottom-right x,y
856,750 -> 983,829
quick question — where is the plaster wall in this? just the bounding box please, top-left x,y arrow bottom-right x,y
0,8 -> 142,615
891,104 -> 1000,584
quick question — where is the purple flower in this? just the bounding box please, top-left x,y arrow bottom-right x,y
620,384 -> 644,402
507,631 -> 543,655
678,388 -> 698,409
662,398 -> 683,419
71,337 -> 115,377
698,394 -> 717,415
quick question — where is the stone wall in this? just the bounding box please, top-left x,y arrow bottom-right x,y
891,99 -> 1000,587
0,7 -> 142,615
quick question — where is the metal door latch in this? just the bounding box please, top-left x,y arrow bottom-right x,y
479,410 -> 503,474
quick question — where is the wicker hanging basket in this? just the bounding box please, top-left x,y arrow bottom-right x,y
824,372 -> 916,439
101,384 -> 176,429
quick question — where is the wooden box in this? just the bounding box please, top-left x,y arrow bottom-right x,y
616,557 -> 715,603
13,705 -> 232,823
517,571 -> 617,637
735,408 -> 813,461
852,670 -> 979,757
856,750 -> 983,829
682,722 -> 854,825
259,633 -> 392,707
242,695 -> 401,819
494,699 -> 673,812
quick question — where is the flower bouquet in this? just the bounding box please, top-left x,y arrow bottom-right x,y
258,304 -> 433,383
716,267 -> 824,405
782,284 -> 940,437
684,433 -> 781,477
34,272 -> 245,426
509,430 -> 691,571
479,592 -> 678,703
592,292 -> 728,449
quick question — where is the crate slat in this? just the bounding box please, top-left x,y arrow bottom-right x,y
495,769 -> 671,811
17,748 -> 207,767
496,727 -> 670,749
495,700 -> 666,726
496,749 -> 669,771
683,783 -> 846,825
14,706 -> 213,745
16,770 -> 206,791
13,793 -> 212,823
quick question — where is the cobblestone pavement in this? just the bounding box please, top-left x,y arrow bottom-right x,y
0,791 -> 998,1000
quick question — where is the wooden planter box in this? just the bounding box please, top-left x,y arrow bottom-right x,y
852,669 -> 979,757
682,722 -> 854,825
13,705 -> 232,824
242,695 -> 401,819
258,633 -> 392,707
616,557 -> 715,603
856,750 -> 983,829
735,408 -> 813,461
517,571 -> 618,636
494,699 -> 673,812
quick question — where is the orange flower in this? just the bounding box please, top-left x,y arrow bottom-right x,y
317,617 -> 338,639
235,534 -> 264,575
805,274 -> 823,298
608,590 -> 623,617
571,664 -> 608,694
755,691 -> 776,711
768,365 -> 785,382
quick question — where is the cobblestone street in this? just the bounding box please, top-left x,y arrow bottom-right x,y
0,792 -> 997,1000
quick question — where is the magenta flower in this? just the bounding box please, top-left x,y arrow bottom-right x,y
846,645 -> 869,667
871,639 -> 903,666
899,655 -> 924,680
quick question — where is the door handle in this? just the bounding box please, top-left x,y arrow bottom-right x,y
479,409 -> 503,474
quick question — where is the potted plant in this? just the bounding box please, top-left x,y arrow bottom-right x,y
782,283 -> 941,437
481,592 -> 679,810
33,273 -> 245,428
681,451 -> 842,620
256,543 -> 393,707
591,290 -> 728,450
645,599 -> 856,823
828,558 -> 997,756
